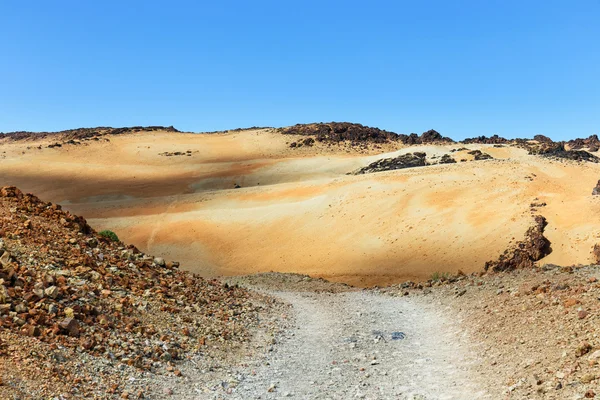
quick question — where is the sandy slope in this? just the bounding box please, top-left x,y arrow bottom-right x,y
1,129 -> 599,286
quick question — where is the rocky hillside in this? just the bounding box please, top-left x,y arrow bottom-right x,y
279,122 -> 453,146
0,186 -> 271,399
0,126 -> 179,142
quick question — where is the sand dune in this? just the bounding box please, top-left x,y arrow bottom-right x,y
1,129 -> 599,286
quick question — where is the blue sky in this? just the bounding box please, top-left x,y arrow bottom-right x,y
0,1 -> 598,140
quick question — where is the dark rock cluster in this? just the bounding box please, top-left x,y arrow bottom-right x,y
468,150 -> 494,160
529,142 -> 600,163
352,152 -> 427,175
280,123 -> 453,146
439,154 -> 457,164
1,126 -> 179,142
485,215 -> 552,272
462,134 -> 509,144
567,135 -> 600,152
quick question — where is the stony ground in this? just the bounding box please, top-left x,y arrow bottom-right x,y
380,265 -> 600,399
4,184 -> 600,399
200,274 -> 492,400
0,186 -> 282,399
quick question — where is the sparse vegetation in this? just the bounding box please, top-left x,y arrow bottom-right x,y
430,271 -> 451,282
98,229 -> 119,242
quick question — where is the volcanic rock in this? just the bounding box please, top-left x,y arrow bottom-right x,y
485,215 -> 552,272
468,150 -> 493,160
462,135 -> 509,144
352,152 -> 427,175
567,135 -> 600,150
438,154 -> 457,164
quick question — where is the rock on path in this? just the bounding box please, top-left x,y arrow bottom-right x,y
220,291 -> 491,400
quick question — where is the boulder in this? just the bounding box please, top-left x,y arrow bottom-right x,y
593,181 -> 600,195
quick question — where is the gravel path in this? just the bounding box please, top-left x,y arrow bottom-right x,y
215,291 -> 491,400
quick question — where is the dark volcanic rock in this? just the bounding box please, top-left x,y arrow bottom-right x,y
2,126 -> 180,142
533,134 -> 554,143
593,180 -> 600,195
567,135 -> 600,150
462,135 -> 509,144
531,142 -> 600,163
485,215 -> 551,272
280,122 -> 399,144
468,150 -> 493,160
281,123 -> 453,146
420,129 -> 453,143
302,137 -> 315,146
439,154 -> 456,164
352,152 -> 427,175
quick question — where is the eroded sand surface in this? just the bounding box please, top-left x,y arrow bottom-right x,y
2,129 -> 599,286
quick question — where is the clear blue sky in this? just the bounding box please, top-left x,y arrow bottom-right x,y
1,1 -> 598,140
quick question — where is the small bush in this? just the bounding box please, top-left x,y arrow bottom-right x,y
430,271 -> 450,282
98,230 -> 119,242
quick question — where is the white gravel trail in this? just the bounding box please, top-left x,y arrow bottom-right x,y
219,291 -> 491,400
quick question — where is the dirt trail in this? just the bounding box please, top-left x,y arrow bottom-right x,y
213,290 -> 493,399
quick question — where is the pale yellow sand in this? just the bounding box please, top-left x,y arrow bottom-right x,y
1,129 -> 598,286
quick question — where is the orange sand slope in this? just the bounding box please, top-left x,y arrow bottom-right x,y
1,129 -> 599,286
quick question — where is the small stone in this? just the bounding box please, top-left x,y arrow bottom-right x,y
44,285 -> 59,298
564,298 -> 579,308
585,389 -> 596,398
0,285 -> 11,304
581,374 -> 596,384
14,303 -> 27,313
154,257 -> 166,267
59,318 -> 80,337
578,310 -> 589,319
0,251 -> 10,267
26,325 -> 41,337
577,342 -> 593,357
64,307 -> 74,318
163,388 -> 173,395
174,370 -> 182,377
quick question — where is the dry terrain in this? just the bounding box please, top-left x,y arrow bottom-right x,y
1,127 -> 600,286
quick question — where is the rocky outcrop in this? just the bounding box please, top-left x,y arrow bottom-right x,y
281,122 -> 399,144
468,150 -> 493,160
567,135 -> 600,151
1,126 -> 180,142
419,129 -> 453,143
281,123 -> 453,146
485,215 -> 551,272
593,180 -> 600,195
462,135 -> 509,144
439,154 -> 457,164
525,141 -> 600,163
352,152 -> 427,174
533,134 -> 554,143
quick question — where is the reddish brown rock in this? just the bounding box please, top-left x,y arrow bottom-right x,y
59,318 -> 80,337
485,215 -> 552,272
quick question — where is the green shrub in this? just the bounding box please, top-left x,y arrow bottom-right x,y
98,230 -> 119,242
